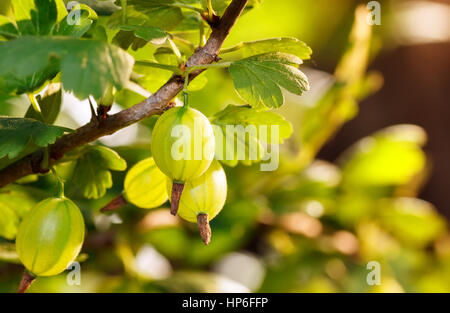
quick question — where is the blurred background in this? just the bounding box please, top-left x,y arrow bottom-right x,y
0,0 -> 449,292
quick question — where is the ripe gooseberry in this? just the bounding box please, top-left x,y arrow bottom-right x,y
167,160 -> 227,245
16,197 -> 85,278
152,106 -> 215,216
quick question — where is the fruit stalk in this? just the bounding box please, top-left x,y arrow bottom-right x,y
170,183 -> 185,215
197,213 -> 211,245
17,271 -> 36,293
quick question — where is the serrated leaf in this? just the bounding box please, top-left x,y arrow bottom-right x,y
0,36 -> 134,99
25,83 -> 62,124
211,105 -> 293,166
0,117 -> 71,159
110,1 -> 183,30
221,37 -> 312,60
229,52 -> 309,108
72,146 -> 127,199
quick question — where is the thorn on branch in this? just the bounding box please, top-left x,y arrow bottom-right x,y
100,194 -> 127,213
30,152 -> 49,174
97,105 -> 112,126
201,12 -> 221,29
164,100 -> 177,112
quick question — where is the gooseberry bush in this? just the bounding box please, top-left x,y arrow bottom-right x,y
0,0 -> 448,293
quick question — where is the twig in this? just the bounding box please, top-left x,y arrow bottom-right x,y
0,0 -> 249,188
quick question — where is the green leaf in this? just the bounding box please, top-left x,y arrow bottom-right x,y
110,1 -> 183,30
229,52 -> 309,108
0,117 -> 71,159
0,36 -> 134,99
11,0 -> 67,35
0,15 -> 19,39
25,83 -> 62,124
211,105 -> 293,166
221,37 -> 312,60
71,146 -> 127,199
154,47 -> 179,66
118,24 -> 168,44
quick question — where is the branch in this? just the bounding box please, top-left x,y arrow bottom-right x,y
0,0 -> 248,188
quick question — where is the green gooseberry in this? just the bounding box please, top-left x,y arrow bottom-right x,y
152,106 -> 215,215
167,160 -> 227,245
16,197 -> 85,277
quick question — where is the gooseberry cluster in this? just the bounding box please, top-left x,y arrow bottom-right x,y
15,96 -> 227,293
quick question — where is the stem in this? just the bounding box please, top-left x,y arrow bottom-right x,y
183,69 -> 190,107
51,167 -> 64,198
167,37 -> 183,65
17,271 -> 36,293
197,213 -> 211,245
100,194 -> 128,213
170,182 -> 185,216
206,0 -> 215,20
40,147 -> 49,170
120,0 -> 127,24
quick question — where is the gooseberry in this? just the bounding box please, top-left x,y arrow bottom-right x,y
124,157 -> 168,209
152,106 -> 215,215
167,160 -> 227,245
16,197 -> 85,277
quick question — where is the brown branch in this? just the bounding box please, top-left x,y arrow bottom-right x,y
0,0 -> 248,188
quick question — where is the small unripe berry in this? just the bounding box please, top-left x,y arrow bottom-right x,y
167,160 -> 227,245
152,106 -> 215,215
124,157 -> 168,209
16,197 -> 85,277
